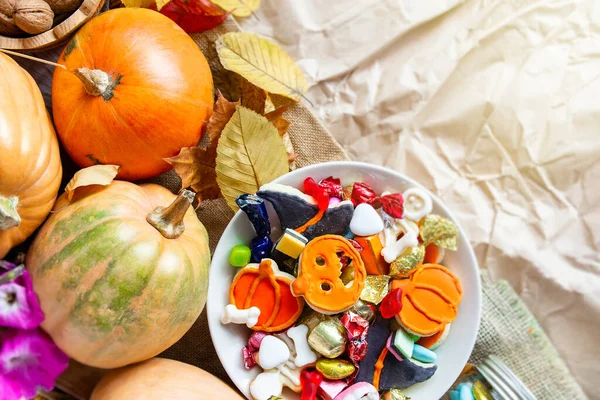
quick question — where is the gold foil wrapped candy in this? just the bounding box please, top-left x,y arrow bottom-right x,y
297,310 -> 328,331
359,275 -> 390,304
316,358 -> 356,380
380,388 -> 410,399
472,380 -> 494,400
307,316 -> 348,358
389,244 -> 425,277
349,299 -> 376,322
419,214 -> 459,251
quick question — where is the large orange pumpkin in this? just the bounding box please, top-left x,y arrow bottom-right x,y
0,53 -> 62,258
51,8 -> 214,180
91,358 -> 244,400
26,182 -> 210,368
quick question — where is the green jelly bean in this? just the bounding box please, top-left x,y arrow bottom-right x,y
229,245 -> 251,267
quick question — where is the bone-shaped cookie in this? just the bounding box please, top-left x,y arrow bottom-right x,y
220,304 -> 260,328
381,220 -> 419,263
287,324 -> 317,367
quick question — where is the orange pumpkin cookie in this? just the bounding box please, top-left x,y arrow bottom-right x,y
229,259 -> 303,332
291,235 -> 367,315
391,263 -> 462,336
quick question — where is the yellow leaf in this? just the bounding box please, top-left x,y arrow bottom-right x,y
216,32 -> 308,101
216,106 -> 289,210
65,165 -> 119,202
209,0 -> 259,17
166,93 -> 239,203
155,0 -> 169,11
121,0 -> 157,8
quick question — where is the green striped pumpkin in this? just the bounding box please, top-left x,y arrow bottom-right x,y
27,181 -> 210,368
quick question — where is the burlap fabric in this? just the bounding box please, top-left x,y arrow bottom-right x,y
13,15 -> 586,400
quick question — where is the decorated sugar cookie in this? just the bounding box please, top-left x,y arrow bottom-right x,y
356,317 -> 437,390
229,259 -> 303,332
291,235 -> 367,315
392,263 -> 462,336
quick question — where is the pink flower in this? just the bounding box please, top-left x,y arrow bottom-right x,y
0,328 -> 69,400
0,262 -> 44,329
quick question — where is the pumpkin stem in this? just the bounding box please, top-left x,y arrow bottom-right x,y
0,196 -> 20,230
73,68 -> 110,97
146,189 -> 195,239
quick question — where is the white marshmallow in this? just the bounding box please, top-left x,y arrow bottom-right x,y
350,203 -> 384,236
220,304 -> 260,328
287,325 -> 317,367
257,336 -> 291,370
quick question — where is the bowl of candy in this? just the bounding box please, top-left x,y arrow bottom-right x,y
207,161 -> 481,400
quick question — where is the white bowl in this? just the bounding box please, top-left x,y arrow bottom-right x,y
207,161 -> 481,400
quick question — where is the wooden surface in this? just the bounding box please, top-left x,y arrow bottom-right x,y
0,0 -> 106,52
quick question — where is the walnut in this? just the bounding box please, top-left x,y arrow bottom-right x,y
43,0 -> 80,15
0,0 -> 24,36
13,0 -> 53,34
0,0 -> 17,16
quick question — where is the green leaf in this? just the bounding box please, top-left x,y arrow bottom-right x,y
216,32 -> 308,101
216,106 -> 289,210
209,0 -> 260,17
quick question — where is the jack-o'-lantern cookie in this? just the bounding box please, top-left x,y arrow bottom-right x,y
291,235 -> 367,314
229,259 -> 303,332
391,263 -> 462,336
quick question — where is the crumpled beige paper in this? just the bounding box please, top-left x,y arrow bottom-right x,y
240,0 -> 600,396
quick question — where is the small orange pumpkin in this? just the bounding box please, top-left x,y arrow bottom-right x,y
52,8 -> 213,180
391,263 -> 462,336
229,259 -> 303,332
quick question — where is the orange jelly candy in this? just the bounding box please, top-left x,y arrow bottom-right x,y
391,263 -> 462,336
291,235 -> 367,314
354,234 -> 388,275
229,259 -> 304,332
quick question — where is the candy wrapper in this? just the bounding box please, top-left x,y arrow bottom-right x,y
318,176 -> 343,198
359,275 -> 390,305
349,300 -> 376,322
370,193 -> 404,219
341,312 -> 369,341
350,182 -> 377,206
348,339 -> 368,364
419,214 -> 459,251
389,244 -> 425,277
236,194 -> 274,262
243,331 -> 269,369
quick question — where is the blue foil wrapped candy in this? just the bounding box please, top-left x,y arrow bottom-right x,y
236,194 -> 273,262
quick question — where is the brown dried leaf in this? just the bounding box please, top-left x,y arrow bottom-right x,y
65,165 -> 120,202
265,106 -> 291,137
165,147 -> 221,202
166,93 -> 240,202
240,77 -> 267,114
207,91 -> 240,144
203,40 -> 241,101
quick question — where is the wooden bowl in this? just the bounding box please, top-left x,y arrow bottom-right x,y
0,0 -> 106,52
